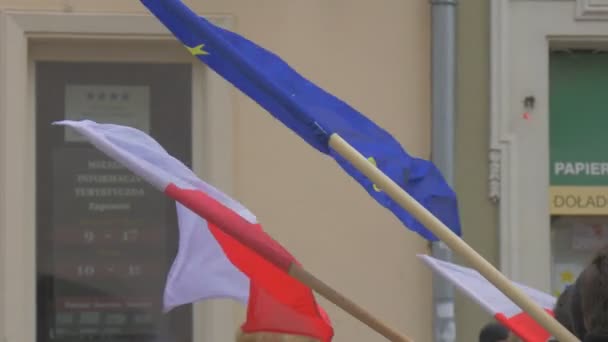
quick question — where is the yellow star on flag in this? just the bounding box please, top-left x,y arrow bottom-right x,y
367,157 -> 382,192
186,44 -> 209,56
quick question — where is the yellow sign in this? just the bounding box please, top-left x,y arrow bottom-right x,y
550,186 -> 608,215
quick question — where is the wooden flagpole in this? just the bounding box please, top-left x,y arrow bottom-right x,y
328,134 -> 579,342
288,265 -> 413,342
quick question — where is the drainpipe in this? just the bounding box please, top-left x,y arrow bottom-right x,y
430,0 -> 457,342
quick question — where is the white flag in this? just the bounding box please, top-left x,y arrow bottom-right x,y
55,120 -> 252,312
419,255 -> 556,342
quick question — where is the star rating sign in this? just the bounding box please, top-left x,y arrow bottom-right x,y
85,90 -> 130,102
186,44 -> 209,56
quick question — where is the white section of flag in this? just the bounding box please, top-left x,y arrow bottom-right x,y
55,120 -> 254,311
418,254 -> 556,317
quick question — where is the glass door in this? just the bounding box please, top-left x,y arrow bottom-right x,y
35,61 -> 193,342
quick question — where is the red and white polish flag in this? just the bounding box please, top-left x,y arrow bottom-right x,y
419,255 -> 556,342
55,120 -> 334,341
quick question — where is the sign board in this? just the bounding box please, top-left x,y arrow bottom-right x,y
550,52 -> 608,214
36,61 -> 193,342
64,84 -> 150,142
51,147 -> 168,337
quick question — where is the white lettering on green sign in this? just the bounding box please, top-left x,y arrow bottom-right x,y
554,162 -> 608,176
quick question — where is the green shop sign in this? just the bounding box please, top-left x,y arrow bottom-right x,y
550,52 -> 608,214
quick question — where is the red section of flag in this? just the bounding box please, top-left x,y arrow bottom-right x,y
495,309 -> 554,342
165,183 -> 333,341
241,283 -> 333,341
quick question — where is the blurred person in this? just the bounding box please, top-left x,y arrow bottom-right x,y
547,284 -> 581,341
579,245 -> 608,341
480,322 -> 512,342
553,285 -> 576,335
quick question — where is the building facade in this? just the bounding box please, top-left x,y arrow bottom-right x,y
454,0 -> 498,341
0,1 -> 436,341
456,0 -> 608,340
489,0 -> 608,297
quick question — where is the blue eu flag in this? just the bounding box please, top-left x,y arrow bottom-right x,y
140,0 -> 461,240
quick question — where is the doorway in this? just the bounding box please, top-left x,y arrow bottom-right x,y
34,41 -> 193,342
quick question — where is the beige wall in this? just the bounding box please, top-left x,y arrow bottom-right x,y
455,0 -> 499,341
0,0 -> 433,341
